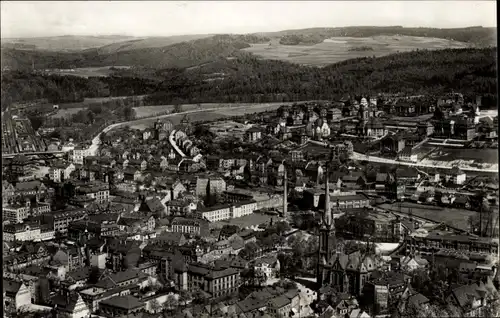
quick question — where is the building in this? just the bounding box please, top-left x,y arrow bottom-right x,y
199,204 -> 232,222
42,208 -> 87,235
406,232 -> 499,257
254,256 -> 280,281
50,162 -> 76,183
3,279 -> 31,315
3,203 -> 30,223
171,217 -> 210,237
246,126 -> 262,142
99,295 -> 145,317
3,223 -> 41,242
187,263 -> 241,299
73,144 -> 91,165
76,182 -> 110,204
398,147 -> 418,163
445,167 -> 467,185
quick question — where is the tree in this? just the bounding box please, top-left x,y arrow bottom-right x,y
173,103 -> 183,113
219,225 -> 240,238
150,298 -> 162,313
275,221 -> 291,236
178,289 -> 192,307
163,294 -> 178,312
28,115 -> 44,131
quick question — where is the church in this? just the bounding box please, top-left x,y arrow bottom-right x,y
317,156 -> 382,297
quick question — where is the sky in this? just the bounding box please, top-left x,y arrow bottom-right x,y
1,1 -> 497,38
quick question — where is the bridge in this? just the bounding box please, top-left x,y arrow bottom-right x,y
2,150 -> 65,159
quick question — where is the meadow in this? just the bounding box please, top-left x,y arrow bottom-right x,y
128,102 -> 293,129
49,108 -> 86,118
242,35 -> 470,66
427,148 -> 498,164
379,202 -> 478,232
43,66 -> 130,78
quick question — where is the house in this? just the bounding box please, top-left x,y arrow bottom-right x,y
155,232 -> 187,246
3,203 -> 31,223
445,281 -> 498,317
3,223 -> 41,242
254,256 -> 280,281
50,162 -> 76,183
380,134 -> 406,154
3,279 -> 31,314
52,292 -> 90,318
398,147 -> 418,163
73,144 -> 91,165
171,217 -> 210,238
445,167 -> 467,185
246,126 -> 263,142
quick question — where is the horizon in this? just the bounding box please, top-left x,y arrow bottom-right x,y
0,25 -> 495,40
1,1 -> 497,39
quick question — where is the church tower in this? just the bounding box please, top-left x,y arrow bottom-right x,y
317,155 -> 336,287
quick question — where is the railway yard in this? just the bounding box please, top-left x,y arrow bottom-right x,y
2,113 -> 47,154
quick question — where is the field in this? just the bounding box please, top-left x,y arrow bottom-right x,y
427,148 -> 498,164
59,95 -> 146,109
242,35 -> 470,66
49,108 -> 86,118
43,66 -> 131,78
209,213 -> 283,230
380,202 -> 499,234
127,102 -> 291,130
379,202 -> 477,231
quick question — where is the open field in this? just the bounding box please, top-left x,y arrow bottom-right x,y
43,66 -> 130,78
209,213 -> 282,230
133,102 -> 286,118
49,108 -> 86,118
242,35 -> 470,66
128,102 -> 291,130
59,95 -> 147,109
379,202 -> 476,231
426,148 -> 498,164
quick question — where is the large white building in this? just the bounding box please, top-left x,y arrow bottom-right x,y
72,145 -> 91,165
3,223 -> 41,242
200,200 -> 257,222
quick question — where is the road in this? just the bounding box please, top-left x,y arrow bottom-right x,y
351,152 -> 498,173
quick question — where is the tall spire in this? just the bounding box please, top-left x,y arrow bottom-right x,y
324,163 -> 331,227
283,164 -> 288,219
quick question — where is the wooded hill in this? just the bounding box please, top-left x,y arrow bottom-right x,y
2,48 -> 497,110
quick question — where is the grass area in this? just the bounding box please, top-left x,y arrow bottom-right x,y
243,35 -> 469,66
59,95 -> 146,109
379,202 -> 485,231
427,148 -> 498,164
49,108 -> 86,118
44,66 -> 130,78
127,102 -> 290,130
209,213 -> 283,230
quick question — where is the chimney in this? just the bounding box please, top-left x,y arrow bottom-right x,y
283,165 -> 288,219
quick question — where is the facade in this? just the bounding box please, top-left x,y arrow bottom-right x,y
73,145 -> 91,165
3,223 -> 41,242
171,217 -> 209,237
3,203 -> 30,223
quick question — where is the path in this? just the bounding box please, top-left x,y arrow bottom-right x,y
169,130 -> 186,158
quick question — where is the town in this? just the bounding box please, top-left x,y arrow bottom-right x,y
2,91 -> 499,318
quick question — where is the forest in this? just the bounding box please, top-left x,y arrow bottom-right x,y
0,71 -> 158,110
2,47 -> 497,112
144,47 -> 498,107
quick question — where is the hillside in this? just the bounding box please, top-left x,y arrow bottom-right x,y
93,34 -> 215,54
2,48 -> 497,110
258,26 -> 497,47
1,35 -> 252,71
0,35 -> 136,52
145,47 -> 497,105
